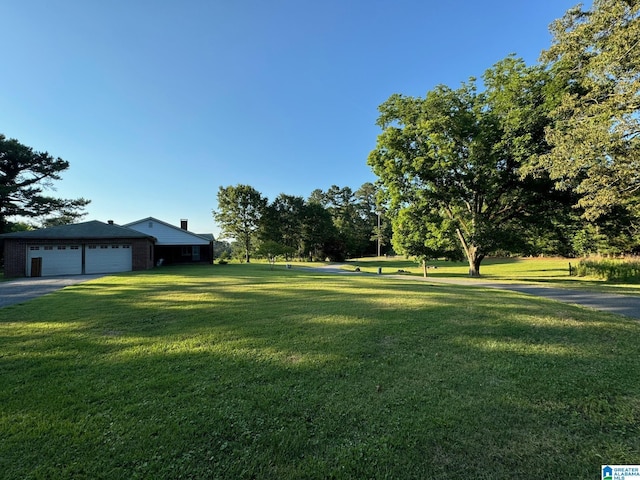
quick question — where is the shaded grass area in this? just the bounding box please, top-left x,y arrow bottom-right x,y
1,264 -> 639,479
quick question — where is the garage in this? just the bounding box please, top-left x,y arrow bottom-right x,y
25,242 -> 134,276
26,243 -> 133,276
26,244 -> 82,276
85,244 -> 132,274
1,220 -> 156,278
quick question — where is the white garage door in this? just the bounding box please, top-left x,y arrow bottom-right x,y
27,245 -> 82,276
85,244 -> 132,274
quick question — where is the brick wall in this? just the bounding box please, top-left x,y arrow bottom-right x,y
132,239 -> 155,271
3,239 -> 27,278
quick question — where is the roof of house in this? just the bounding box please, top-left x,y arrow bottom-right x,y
0,220 -> 156,241
122,217 -> 213,245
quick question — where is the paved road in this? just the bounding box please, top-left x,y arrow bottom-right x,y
307,264 -> 640,320
0,275 -> 105,308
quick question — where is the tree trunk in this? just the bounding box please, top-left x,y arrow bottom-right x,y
453,228 -> 484,277
422,259 -> 428,278
244,236 -> 251,263
467,245 -> 484,277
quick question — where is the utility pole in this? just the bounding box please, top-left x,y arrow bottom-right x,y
377,211 -> 381,257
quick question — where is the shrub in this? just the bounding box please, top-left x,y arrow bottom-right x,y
576,258 -> 640,281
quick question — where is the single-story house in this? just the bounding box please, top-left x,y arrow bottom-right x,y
123,217 -> 214,265
0,220 -> 156,278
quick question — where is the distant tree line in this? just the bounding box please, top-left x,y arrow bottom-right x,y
213,183 -> 392,263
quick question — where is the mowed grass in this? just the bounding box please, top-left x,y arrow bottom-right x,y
345,256 -> 574,279
345,256 -> 640,295
1,264 -> 639,479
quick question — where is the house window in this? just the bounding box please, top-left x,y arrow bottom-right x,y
100,245 -> 109,249
111,245 -> 119,249
70,246 -> 79,250
181,246 -> 192,256
123,245 -> 130,249
58,246 -> 66,250
44,246 -> 53,251
88,245 -> 97,249
30,246 -> 39,251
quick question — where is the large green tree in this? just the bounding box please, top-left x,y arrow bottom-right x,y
0,134 -> 89,234
313,185 -> 374,258
369,57 -> 563,276
301,200 -> 340,261
323,185 -> 362,257
213,184 -> 267,263
392,203 -> 461,276
260,194 -> 306,258
536,0 -> 640,221
354,182 -> 388,256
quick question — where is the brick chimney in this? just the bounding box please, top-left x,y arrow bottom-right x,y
108,220 -> 114,225
180,219 -> 188,230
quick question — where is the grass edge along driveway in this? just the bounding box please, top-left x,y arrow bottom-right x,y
1,264 -> 639,479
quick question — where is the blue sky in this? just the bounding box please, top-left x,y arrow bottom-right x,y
1,1 -> 587,238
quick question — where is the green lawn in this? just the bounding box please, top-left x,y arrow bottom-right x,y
1,264 -> 639,479
345,256 -> 640,295
345,256 -> 576,279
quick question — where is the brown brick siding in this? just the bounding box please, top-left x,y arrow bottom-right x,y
3,239 -> 27,278
131,239 -> 155,271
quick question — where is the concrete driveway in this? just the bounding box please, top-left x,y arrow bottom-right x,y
0,275 -> 105,308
